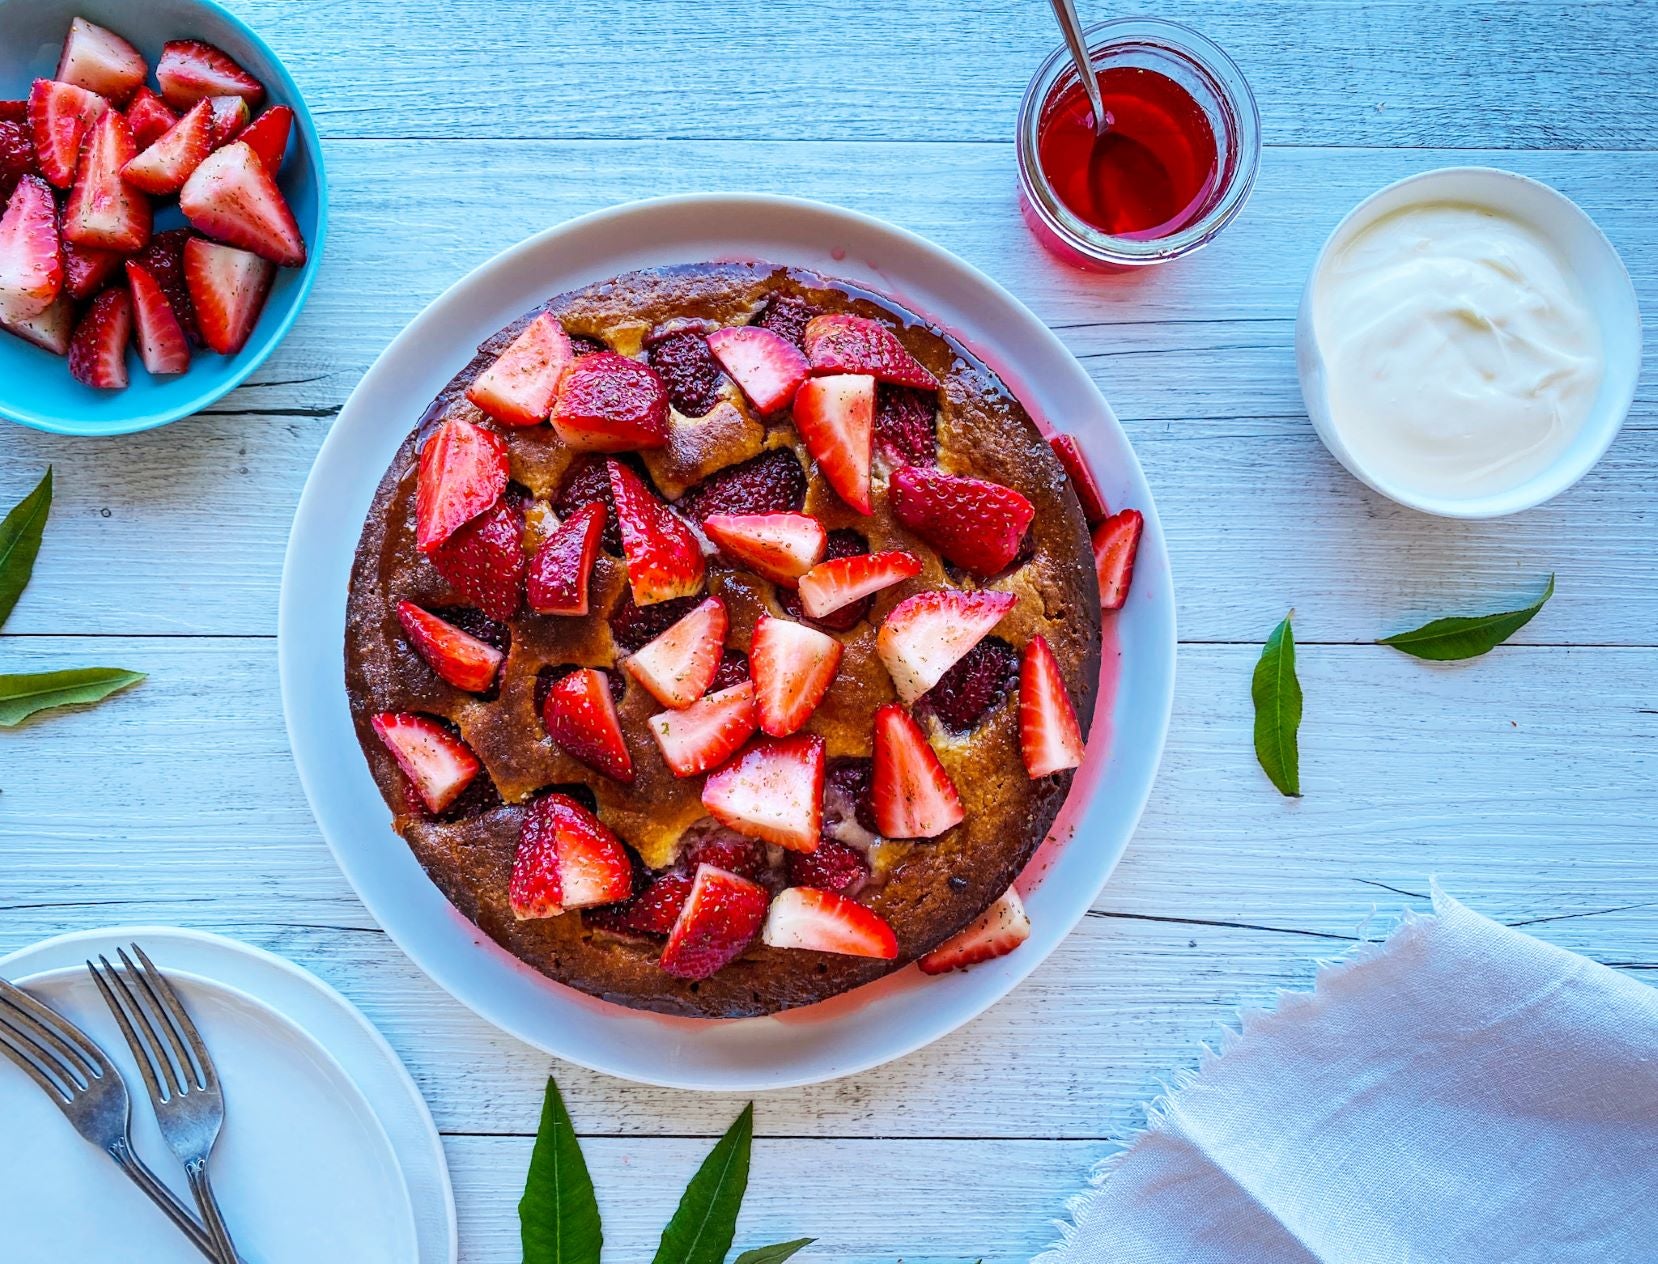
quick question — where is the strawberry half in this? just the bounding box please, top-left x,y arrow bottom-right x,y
588,868 -> 695,938
1048,433 -> 1109,526
466,311 -> 574,427
1019,633 -> 1085,778
509,792 -> 633,919
872,701 -> 964,838
542,667 -> 634,784
133,229 -> 199,342
606,459 -> 705,606
527,500 -> 605,615
125,89 -> 178,150
64,110 -> 150,253
125,260 -> 190,375
180,141 -> 304,267
797,550 -> 921,620
750,612 -> 843,737
877,589 -> 1018,703
396,601 -> 504,693
551,351 -> 670,451
701,734 -> 825,852
1,292 -> 75,356
792,373 -> 875,514
890,465 -> 1035,576
0,176 -> 63,325
156,40 -> 265,112
181,236 -> 273,354
62,240 -> 121,301
917,887 -> 1031,975
703,512 -> 826,587
67,286 -> 131,389
27,78 -> 108,188
207,96 -> 250,146
649,681 -> 759,778
56,18 -> 147,104
658,863 -> 770,980
122,99 -> 213,195
1093,508 -> 1144,611
624,595 -> 727,710
370,712 -> 480,814
238,105 -> 294,172
762,887 -> 899,960
802,313 -> 939,390
706,325 -> 809,414
430,497 -> 524,621
415,416 -> 509,554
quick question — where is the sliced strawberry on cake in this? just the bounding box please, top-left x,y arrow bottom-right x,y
1048,433 -> 1109,526
761,887 -> 898,960
182,236 -> 274,354
801,313 -> 939,390
28,78 -> 108,188
889,466 -> 1035,576
649,681 -> 759,778
587,868 -> 695,938
526,500 -> 605,615
466,311 -> 574,428
125,260 -> 191,375
156,39 -> 265,112
796,548 -> 921,620
429,498 -> 525,621
238,105 -> 294,172
623,594 -> 727,709
121,98 -> 213,195
396,601 -> 504,693
702,512 -> 826,587
415,416 -> 509,554
551,351 -> 671,451
179,140 -> 304,266
0,176 -> 63,325
701,734 -> 825,851
658,863 -> 770,981
791,372 -> 875,514
876,589 -> 1017,703
125,89 -> 178,150
705,325 -> 809,414
509,792 -> 633,919
871,701 -> 964,838
55,18 -> 147,104
785,838 -> 870,896
542,667 -> 634,784
63,110 -> 150,254
67,286 -> 130,389
370,711 -> 480,815
1019,633 -> 1085,778
606,459 -> 705,605
1093,508 -> 1144,611
750,612 -> 843,737
917,887 -> 1031,974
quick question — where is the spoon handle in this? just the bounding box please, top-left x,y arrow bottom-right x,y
1048,0 -> 1108,136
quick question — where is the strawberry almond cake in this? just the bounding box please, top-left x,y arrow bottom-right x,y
345,262 -> 1143,1018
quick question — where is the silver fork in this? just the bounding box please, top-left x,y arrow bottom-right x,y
89,945 -> 240,1264
0,976 -> 233,1261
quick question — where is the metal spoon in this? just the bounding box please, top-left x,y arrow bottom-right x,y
1048,0 -> 1109,138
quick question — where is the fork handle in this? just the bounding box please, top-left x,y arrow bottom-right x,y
185,1156 -> 240,1264
107,1139 -> 244,1263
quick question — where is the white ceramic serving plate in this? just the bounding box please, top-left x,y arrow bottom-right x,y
0,927 -> 452,1262
1296,167 -> 1642,518
279,193 -> 1176,1090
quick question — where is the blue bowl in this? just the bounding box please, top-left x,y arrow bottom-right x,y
0,0 -> 327,435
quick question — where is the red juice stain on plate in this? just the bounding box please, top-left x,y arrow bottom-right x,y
1037,66 -> 1219,239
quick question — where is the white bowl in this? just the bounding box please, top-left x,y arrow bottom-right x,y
278,194 -> 1177,1090
1295,167 -> 1641,518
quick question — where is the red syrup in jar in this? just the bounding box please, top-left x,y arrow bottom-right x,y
1036,66 -> 1219,239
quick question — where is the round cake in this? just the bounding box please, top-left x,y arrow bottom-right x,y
345,261 -> 1103,1018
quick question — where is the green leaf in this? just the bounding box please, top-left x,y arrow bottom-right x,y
651,1103 -> 754,1264
0,668 -> 144,727
1379,575 -> 1555,661
1251,612 -> 1302,798
0,467 -> 51,632
519,1077 -> 602,1264
732,1240 -> 815,1264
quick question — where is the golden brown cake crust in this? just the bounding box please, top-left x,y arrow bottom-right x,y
345,262 -> 1101,1018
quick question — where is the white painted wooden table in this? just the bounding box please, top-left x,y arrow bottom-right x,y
3,3 -> 1654,1259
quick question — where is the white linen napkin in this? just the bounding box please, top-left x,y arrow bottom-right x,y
1036,887 -> 1658,1264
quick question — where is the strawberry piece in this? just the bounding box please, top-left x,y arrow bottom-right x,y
430,497 -> 525,620
125,89 -> 178,150
0,102 -> 23,124
63,110 -> 150,253
750,613 -> 843,737
27,79 -> 108,189
370,712 -> 480,814
1093,508 -> 1144,611
802,313 -> 939,390
877,589 -> 1018,703
181,236 -> 273,354
644,328 -> 723,417
797,549 -> 920,620
874,383 -> 937,468
703,512 -> 826,587
824,755 -> 879,838
527,500 -> 605,615
587,867 -> 694,938
542,667 -> 635,784
1048,433 -> 1109,526
415,416 -> 509,553
206,96 -> 250,146
923,636 -> 1018,733
0,176 -> 62,324
466,311 -> 573,427
67,287 -> 130,389
121,99 -> 213,196
62,240 -> 121,301
509,792 -> 633,919
762,887 -> 898,959
1019,633 -> 1085,778
0,119 -> 38,203
676,448 -> 807,523
890,466 -> 1035,576
606,459 -> 705,606
872,702 -> 964,839
649,681 -> 759,778
706,325 -> 809,414
786,838 -> 869,896
701,734 -> 825,852
56,18 -> 147,104
179,141 -> 305,267
658,863 -> 770,981
125,260 -> 190,375
133,229 -> 199,342
551,351 -> 670,451
238,105 -> 294,172
753,294 -> 817,347
396,601 -> 504,693
685,831 -> 770,885
1,292 -> 75,356
918,887 -> 1031,974
156,40 -> 265,112
792,372 -> 875,514
553,455 -> 622,553
624,595 -> 727,710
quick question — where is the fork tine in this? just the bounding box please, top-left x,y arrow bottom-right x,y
121,945 -> 207,1092
89,956 -> 173,1105
0,984 -> 100,1086
129,943 -> 214,1091
0,1009 -> 76,1102
105,951 -> 189,1097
